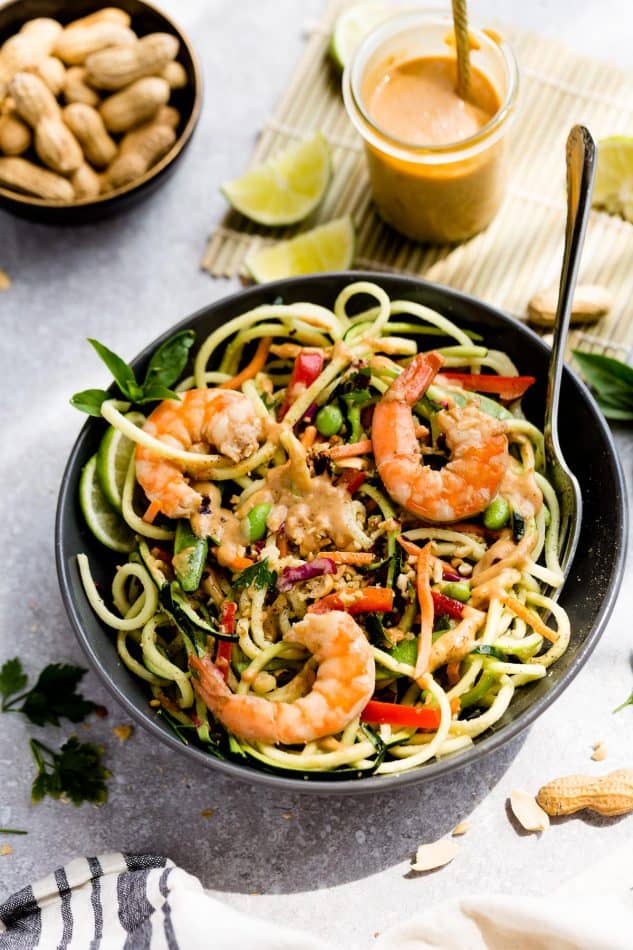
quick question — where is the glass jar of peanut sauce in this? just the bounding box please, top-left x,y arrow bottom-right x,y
342,11 -> 519,243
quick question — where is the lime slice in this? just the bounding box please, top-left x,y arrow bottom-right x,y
221,133 -> 331,226
593,136 -> 633,222
96,413 -> 145,513
329,2 -> 394,71
80,454 -> 136,553
245,216 -> 355,283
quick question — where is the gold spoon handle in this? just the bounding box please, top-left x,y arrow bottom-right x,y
452,0 -> 471,99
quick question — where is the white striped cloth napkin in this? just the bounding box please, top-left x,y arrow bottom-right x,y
1,852 -> 632,949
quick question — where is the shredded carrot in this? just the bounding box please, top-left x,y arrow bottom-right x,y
398,536 -> 424,559
227,555 -> 254,572
502,595 -> 559,643
450,696 -> 461,715
328,439 -> 373,460
143,500 -> 162,524
326,552 -> 375,565
277,533 -> 288,557
220,336 -> 271,390
414,543 -> 434,679
300,425 -> 317,449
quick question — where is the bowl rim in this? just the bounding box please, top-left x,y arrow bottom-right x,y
55,272 -> 628,795
0,0 -> 202,209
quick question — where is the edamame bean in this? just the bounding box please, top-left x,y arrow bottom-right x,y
246,503 -> 272,542
483,496 -> 510,530
442,581 -> 471,603
315,404 -> 343,436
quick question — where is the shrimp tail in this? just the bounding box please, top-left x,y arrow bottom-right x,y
189,654 -> 231,710
385,351 -> 444,404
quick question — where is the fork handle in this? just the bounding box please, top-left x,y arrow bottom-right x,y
544,126 -> 597,450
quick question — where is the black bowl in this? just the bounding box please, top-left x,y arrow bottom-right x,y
56,273 -> 627,794
0,0 -> 201,223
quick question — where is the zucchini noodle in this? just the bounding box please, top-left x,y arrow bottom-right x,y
76,280 -> 574,781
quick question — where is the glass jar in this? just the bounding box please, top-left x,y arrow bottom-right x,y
342,11 -> 519,243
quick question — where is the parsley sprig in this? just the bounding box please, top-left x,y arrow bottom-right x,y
70,329 -> 195,416
1,657 -> 111,807
30,737 -> 110,806
0,658 -> 97,726
232,557 -> 277,593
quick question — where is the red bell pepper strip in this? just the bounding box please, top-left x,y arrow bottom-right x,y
215,602 -> 237,681
220,601 -> 236,636
215,640 -> 233,681
361,700 -> 442,730
309,587 -> 394,615
432,590 -> 465,620
437,372 -> 536,400
336,470 -> 366,495
279,352 -> 324,419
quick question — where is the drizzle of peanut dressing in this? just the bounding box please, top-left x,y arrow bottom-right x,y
499,465 -> 543,519
189,483 -> 247,568
241,462 -> 359,556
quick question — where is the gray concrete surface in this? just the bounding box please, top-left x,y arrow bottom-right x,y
1,1 -> 632,946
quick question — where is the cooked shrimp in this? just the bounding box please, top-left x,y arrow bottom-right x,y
136,389 -> 263,518
190,611 -> 375,744
372,353 -> 510,522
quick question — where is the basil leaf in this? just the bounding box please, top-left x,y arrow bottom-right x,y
88,339 -> 140,400
573,351 -> 633,420
69,389 -> 109,416
142,330 -> 195,391
137,385 -> 181,404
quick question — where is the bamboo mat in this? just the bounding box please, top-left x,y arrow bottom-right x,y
201,0 -> 633,360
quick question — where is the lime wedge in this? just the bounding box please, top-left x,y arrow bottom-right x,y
222,133 -> 331,226
245,216 -> 355,283
80,454 -> 136,553
329,2 -> 394,71
96,414 -> 144,514
593,136 -> 633,222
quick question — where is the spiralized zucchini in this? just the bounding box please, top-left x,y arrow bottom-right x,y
77,281 -> 570,780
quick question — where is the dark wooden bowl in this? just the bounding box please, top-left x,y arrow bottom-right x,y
0,0 -> 201,223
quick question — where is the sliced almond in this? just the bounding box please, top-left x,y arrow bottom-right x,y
451,820 -> 471,836
591,741 -> 608,762
411,838 -> 459,872
0,844 -> 13,856
527,284 -> 612,328
510,789 -> 550,832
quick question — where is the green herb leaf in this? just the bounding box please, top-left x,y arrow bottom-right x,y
0,828 -> 27,834
30,737 -> 110,806
17,664 -> 96,726
232,558 -> 277,592
614,689 -> 633,713
142,329 -> 195,391
137,385 -> 181,404
69,389 -> 110,416
0,657 -> 28,707
573,351 -> 633,420
88,339 -> 140,400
